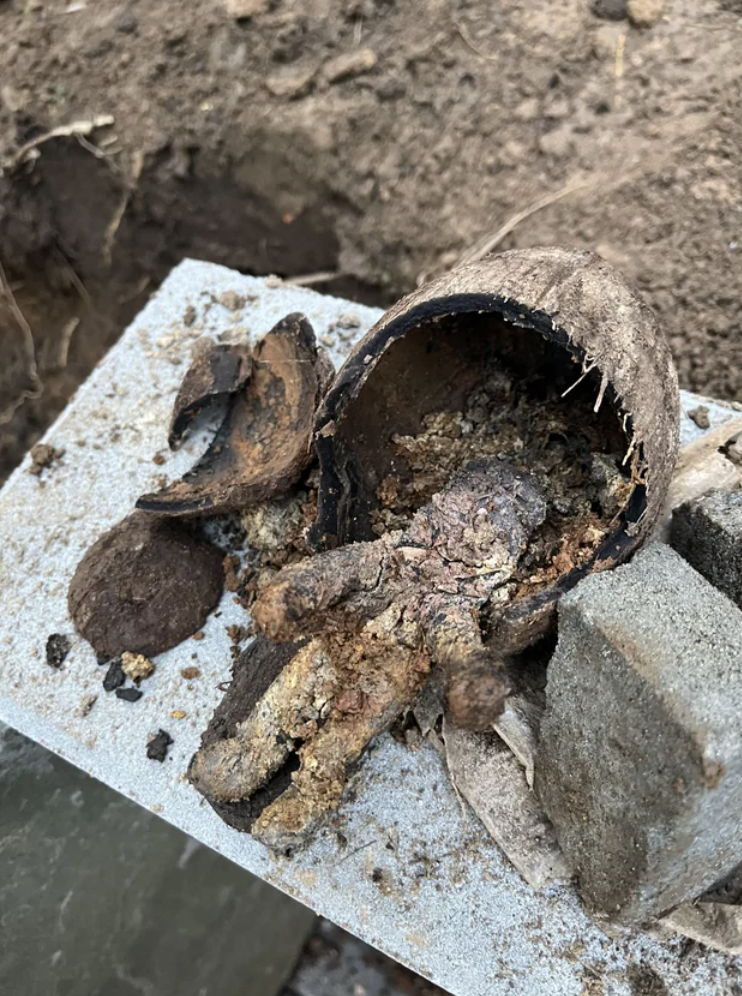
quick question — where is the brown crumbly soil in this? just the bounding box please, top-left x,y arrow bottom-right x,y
1,0 -> 742,485
219,480 -> 319,614
371,333 -> 633,591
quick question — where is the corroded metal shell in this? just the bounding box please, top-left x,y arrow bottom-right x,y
310,247 -> 679,649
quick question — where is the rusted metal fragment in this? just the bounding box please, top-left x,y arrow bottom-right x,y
312,248 -> 679,558
190,635 -> 304,832
68,511 -> 224,659
253,459 -> 547,729
168,342 -> 252,449
190,606 -> 430,849
423,600 -> 512,732
138,313 -> 333,516
442,719 -> 570,891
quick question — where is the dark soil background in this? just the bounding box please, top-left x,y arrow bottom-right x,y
1,0 -> 741,483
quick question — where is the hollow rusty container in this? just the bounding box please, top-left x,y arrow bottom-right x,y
310,247 -> 680,649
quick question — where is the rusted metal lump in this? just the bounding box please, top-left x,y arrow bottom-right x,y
68,512 -> 225,660
260,249 -> 678,717
190,248 -> 680,849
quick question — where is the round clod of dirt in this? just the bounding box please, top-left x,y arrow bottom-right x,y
68,512 -> 224,659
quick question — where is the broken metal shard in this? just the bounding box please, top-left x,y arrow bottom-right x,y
138,313 -> 333,516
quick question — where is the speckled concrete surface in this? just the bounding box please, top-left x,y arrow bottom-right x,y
0,259 -> 740,996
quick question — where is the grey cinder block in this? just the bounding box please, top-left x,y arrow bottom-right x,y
536,543 -> 742,926
671,490 -> 742,609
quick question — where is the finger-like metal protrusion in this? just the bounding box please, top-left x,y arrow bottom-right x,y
420,596 -> 510,730
252,539 -> 393,642
189,639 -> 335,803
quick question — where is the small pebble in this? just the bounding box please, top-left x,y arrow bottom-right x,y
115,687 -> 143,703
224,0 -> 268,17
171,709 -> 187,720
727,435 -> 742,467
114,11 -> 137,33
147,729 -> 174,762
29,443 -> 64,476
688,405 -> 710,430
266,65 -> 316,99
121,651 -> 155,683
219,290 -> 244,311
46,633 -> 71,669
591,0 -> 627,19
103,658 -> 126,692
323,48 -> 377,84
626,0 -> 664,27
